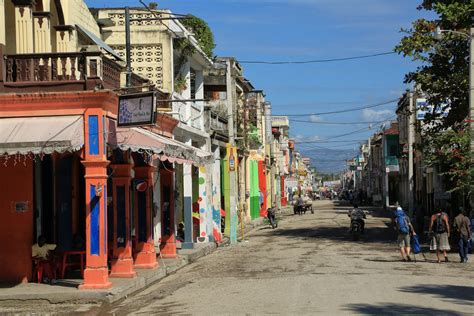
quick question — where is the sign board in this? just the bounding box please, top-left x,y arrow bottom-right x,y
118,92 -> 155,126
416,98 -> 449,121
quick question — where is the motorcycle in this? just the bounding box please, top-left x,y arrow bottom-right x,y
350,219 -> 363,241
267,207 -> 277,229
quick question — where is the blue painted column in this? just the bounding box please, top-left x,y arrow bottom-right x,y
80,111 -> 111,289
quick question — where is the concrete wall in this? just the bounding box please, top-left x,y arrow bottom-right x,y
0,159 -> 34,283
96,9 -> 172,92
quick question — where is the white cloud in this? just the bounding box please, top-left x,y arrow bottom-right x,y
362,108 -> 393,121
294,134 -> 321,142
309,115 -> 323,123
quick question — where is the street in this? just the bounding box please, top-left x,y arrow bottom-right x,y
94,200 -> 472,315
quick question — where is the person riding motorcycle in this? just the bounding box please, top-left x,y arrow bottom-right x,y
348,204 -> 366,234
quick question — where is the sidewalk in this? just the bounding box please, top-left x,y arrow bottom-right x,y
0,211 -> 289,305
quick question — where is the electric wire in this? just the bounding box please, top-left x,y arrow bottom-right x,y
276,98 -> 398,116
239,51 -> 395,65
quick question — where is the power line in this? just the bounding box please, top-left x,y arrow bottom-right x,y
277,98 -> 398,117
294,139 -> 368,144
289,116 -> 395,125
239,51 -> 395,65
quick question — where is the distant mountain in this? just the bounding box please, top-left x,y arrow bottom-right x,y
299,148 -> 357,173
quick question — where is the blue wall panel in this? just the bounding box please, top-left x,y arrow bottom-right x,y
103,185 -> 107,255
90,185 -> 100,256
88,115 -> 99,155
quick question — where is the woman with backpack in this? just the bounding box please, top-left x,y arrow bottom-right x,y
429,209 -> 451,263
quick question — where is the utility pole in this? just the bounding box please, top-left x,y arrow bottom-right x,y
469,27 -> 474,216
264,102 -> 273,204
225,59 -> 237,243
125,7 -> 132,87
408,91 -> 415,216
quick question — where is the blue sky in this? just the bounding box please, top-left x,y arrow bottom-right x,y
86,0 -> 435,172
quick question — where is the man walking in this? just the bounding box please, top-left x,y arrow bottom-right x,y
454,207 -> 471,263
429,209 -> 451,263
394,207 -> 416,262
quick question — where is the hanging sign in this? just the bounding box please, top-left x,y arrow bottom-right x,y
118,92 -> 155,126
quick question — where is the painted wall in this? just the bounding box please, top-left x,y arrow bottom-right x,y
249,160 -> 260,220
0,159 -> 34,283
211,154 -> 221,241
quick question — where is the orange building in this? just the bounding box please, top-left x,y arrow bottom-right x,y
0,0 -> 208,289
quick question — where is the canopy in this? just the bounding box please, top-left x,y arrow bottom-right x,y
107,120 -> 214,166
0,115 -> 84,155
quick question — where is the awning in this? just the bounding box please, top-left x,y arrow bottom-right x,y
0,115 -> 84,155
76,24 -> 123,61
107,120 -> 214,166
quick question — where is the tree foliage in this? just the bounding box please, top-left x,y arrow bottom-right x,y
181,15 -> 216,58
394,0 -> 473,194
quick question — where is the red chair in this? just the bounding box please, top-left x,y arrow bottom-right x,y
61,251 -> 85,279
33,259 -> 43,284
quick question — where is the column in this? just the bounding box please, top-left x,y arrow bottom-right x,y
211,147 -> 222,242
160,166 -> 177,258
33,12 -> 51,53
12,0 -> 34,53
133,165 -> 158,269
197,165 -> 208,242
0,0 -> 5,45
109,163 -> 136,278
80,110 -> 111,289
182,162 -> 194,249
55,25 -> 75,53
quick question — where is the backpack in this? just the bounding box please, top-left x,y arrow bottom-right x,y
411,235 -> 421,254
434,213 -> 446,233
396,212 -> 409,234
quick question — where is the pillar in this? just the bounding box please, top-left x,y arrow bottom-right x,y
160,166 -> 177,258
258,160 -> 267,217
80,110 -> 111,289
109,163 -> 136,278
197,166 -> 208,242
12,0 -> 34,53
182,162 -> 194,249
211,147 -> 222,242
33,12 -> 51,53
0,0 -> 5,46
133,165 -> 158,269
55,25 -> 75,53
223,144 -> 238,243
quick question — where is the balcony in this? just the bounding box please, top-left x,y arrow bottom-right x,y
0,51 -> 126,93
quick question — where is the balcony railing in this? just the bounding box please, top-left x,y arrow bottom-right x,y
1,51 -> 125,92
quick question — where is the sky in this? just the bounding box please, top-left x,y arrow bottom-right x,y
86,0 -> 436,173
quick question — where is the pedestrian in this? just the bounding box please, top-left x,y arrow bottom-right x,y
453,207 -> 471,263
429,209 -> 451,263
32,235 -> 57,284
394,207 -> 416,262
297,195 -> 304,215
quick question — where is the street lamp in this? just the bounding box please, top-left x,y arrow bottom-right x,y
434,25 -> 474,212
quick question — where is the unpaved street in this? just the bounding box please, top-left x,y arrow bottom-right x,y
102,200 -> 473,315
2,200 -> 473,315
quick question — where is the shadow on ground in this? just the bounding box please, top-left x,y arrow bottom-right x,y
399,284 -> 474,306
344,303 -> 465,315
266,225 -> 395,244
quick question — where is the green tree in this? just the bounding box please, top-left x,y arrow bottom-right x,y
394,0 -> 473,194
181,15 -> 216,58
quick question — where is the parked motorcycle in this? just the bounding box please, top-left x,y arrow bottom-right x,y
267,207 -> 277,229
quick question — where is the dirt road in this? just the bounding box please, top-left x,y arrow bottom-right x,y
101,200 -> 474,315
